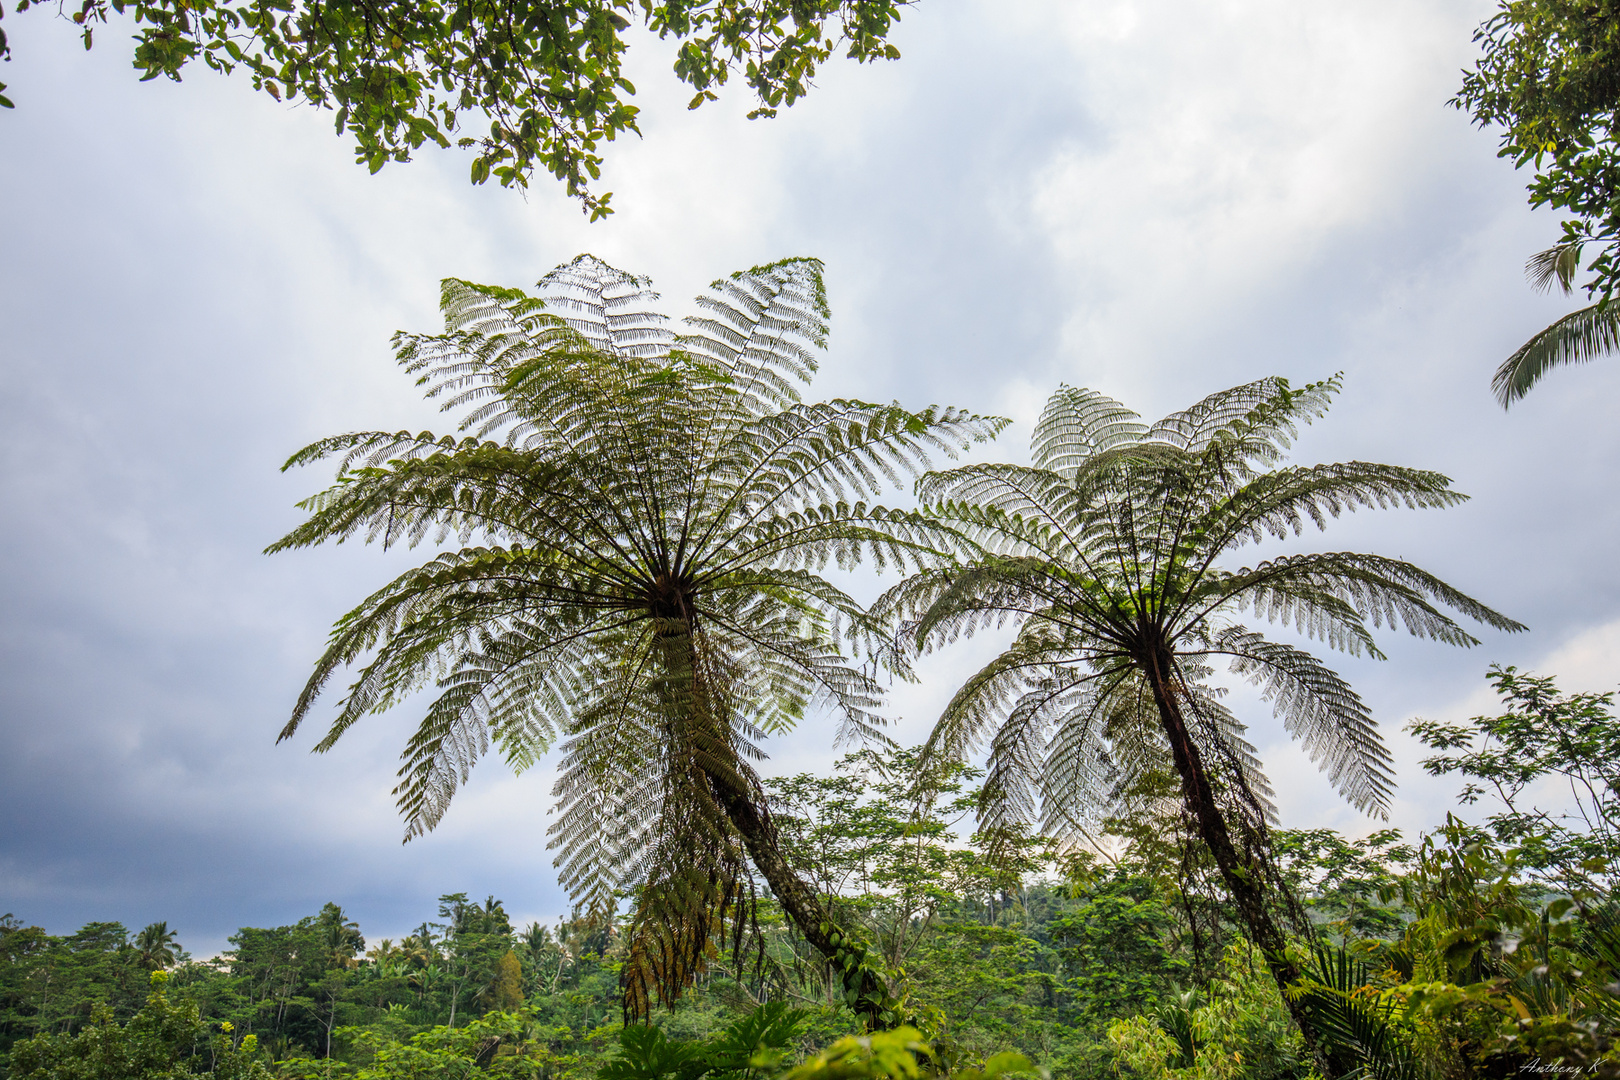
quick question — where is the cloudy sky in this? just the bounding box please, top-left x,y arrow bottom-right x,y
3,0 -> 1618,956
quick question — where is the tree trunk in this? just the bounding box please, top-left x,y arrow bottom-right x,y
1142,649 -> 1337,1076
707,768 -> 895,1029
656,610 -> 897,1029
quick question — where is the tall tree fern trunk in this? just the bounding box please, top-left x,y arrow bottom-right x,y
660,611 -> 896,1029
706,773 -> 894,1028
1142,650 -> 1335,1075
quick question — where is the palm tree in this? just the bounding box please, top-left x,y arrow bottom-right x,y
134,921 -> 180,970
316,902 -> 364,967
878,375 -> 1522,1055
269,254 -> 1001,1024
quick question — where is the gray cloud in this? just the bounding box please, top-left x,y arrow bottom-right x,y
2,0 -> 1617,956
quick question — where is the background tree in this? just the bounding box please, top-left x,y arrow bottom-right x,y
8,971 -> 271,1080
1455,1 -> 1620,404
766,747 -> 995,979
0,0 -> 911,216
269,254 -> 1001,1026
1411,664 -> 1620,893
312,905 -> 363,971
6,924 -> 151,1041
1046,875 -> 1185,1027
879,375 -> 1522,1061
1271,828 -> 1411,944
434,894 -> 514,1028
132,924 -> 180,972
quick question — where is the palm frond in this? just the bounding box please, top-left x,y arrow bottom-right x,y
1290,943 -> 1424,1080
536,254 -> 672,358
1527,242 -> 1581,296
1494,302 -> 1620,407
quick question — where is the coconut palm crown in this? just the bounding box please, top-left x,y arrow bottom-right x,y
268,255 -> 1004,1023
878,375 -> 1523,1024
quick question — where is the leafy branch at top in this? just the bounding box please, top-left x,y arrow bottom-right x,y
0,0 -> 913,215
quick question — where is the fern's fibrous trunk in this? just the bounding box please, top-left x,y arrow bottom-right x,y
654,611 -> 894,1029
1142,648 -> 1337,1077
706,772 -> 893,1028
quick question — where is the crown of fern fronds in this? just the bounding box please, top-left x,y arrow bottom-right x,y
882,373 -> 1522,857
270,254 -> 1005,1020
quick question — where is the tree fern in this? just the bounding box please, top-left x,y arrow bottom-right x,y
270,254 -> 1005,1025
878,375 -> 1521,1058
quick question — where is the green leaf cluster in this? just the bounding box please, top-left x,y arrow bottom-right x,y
1457,1 -> 1620,304
1411,664 -> 1620,890
1454,2 -> 1620,403
8,971 -> 271,1080
0,0 -> 911,213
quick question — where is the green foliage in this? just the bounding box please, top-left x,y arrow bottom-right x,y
1105,945 -> 1313,1080
273,1007 -> 568,1078
211,905 -> 369,1057
10,666 -> 1620,1078
1453,2 -> 1620,402
135,926 -> 183,973
1273,829 -> 1412,943
600,1000 -> 803,1080
784,1026 -> 1031,1080
1048,876 -> 1186,1023
1286,944 -> 1418,1080
1457,1 -> 1620,302
766,746 -> 1015,982
0,917 -> 152,1059
0,796 -> 1234,1080
0,0 -> 909,213
8,971 -> 271,1080
1391,822 -> 1620,1075
603,1009 -> 1038,1080
1411,664 -> 1620,891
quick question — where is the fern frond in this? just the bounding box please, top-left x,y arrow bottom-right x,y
1031,385 -> 1146,475
1212,552 -> 1526,651
1201,627 -> 1394,816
